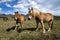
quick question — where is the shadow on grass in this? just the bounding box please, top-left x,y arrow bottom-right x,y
6,26 -> 48,33
6,26 -> 15,32
6,26 -> 37,33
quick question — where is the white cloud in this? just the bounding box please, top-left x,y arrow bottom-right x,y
0,0 -> 60,16
5,3 -> 11,7
46,5 -> 53,9
14,8 -> 28,15
47,10 -> 59,16
33,0 -> 46,3
13,0 -> 49,14
13,4 -> 25,9
0,0 -> 15,3
30,1 -> 39,9
12,0 -> 60,16
5,11 -> 14,15
0,8 -> 2,11
52,7 -> 60,11
13,3 -> 28,14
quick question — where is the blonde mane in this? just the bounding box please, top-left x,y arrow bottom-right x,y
32,8 -> 40,17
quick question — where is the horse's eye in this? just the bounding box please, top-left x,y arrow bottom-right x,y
29,10 -> 32,14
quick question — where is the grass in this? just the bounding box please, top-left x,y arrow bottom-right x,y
0,17 -> 60,40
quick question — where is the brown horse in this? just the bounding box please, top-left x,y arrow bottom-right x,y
14,12 -> 26,30
3,17 -> 8,21
28,8 -> 54,33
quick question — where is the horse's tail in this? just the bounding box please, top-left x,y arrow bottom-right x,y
51,21 -> 53,29
50,15 -> 54,29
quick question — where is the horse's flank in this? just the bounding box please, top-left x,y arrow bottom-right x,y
38,12 -> 53,22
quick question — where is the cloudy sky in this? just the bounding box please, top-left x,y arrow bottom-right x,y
0,0 -> 60,16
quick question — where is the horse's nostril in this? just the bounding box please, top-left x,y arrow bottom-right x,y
28,18 -> 30,20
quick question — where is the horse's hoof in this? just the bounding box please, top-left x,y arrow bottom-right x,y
35,30 -> 38,32
43,32 -> 46,34
42,30 -> 46,34
48,28 -> 51,32
35,28 -> 39,31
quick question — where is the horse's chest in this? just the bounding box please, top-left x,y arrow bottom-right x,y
35,17 -> 40,21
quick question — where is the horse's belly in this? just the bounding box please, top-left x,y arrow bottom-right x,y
43,19 -> 49,23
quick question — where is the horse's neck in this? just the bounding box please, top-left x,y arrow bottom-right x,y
33,9 -> 43,18
19,14 -> 21,16
16,14 -> 21,18
34,11 -> 40,17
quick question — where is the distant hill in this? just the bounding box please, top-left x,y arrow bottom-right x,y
54,16 -> 60,20
0,13 -> 60,20
0,13 -> 14,18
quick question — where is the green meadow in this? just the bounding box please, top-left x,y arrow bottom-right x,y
0,16 -> 60,40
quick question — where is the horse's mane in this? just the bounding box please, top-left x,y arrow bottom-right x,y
33,8 -> 40,12
32,8 -> 41,16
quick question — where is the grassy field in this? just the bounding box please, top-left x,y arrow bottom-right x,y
0,16 -> 60,40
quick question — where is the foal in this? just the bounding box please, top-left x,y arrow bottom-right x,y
14,12 -> 26,30
28,8 -> 54,33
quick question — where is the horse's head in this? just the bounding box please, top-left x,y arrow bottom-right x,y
14,11 -> 19,20
28,8 -> 34,20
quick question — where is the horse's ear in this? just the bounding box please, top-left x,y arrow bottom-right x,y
31,8 -> 33,10
14,11 -> 18,14
28,8 -> 30,10
16,11 -> 18,13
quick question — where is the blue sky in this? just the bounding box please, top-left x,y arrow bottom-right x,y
0,0 -> 60,16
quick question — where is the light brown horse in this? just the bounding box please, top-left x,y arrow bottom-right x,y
14,12 -> 26,30
28,8 -> 54,33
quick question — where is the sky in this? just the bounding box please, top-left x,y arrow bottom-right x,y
0,0 -> 60,16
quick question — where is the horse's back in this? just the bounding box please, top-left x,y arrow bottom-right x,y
44,13 -> 54,22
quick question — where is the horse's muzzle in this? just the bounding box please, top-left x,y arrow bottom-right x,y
28,18 -> 31,20
14,18 -> 17,20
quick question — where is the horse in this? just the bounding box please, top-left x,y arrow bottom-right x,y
3,17 -> 8,21
14,11 -> 26,31
28,8 -> 54,33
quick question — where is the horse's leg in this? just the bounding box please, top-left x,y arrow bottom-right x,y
36,21 -> 39,31
20,22 -> 23,31
51,21 -> 53,29
41,21 -> 45,33
48,21 -> 53,32
15,24 -> 18,31
15,20 -> 18,31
